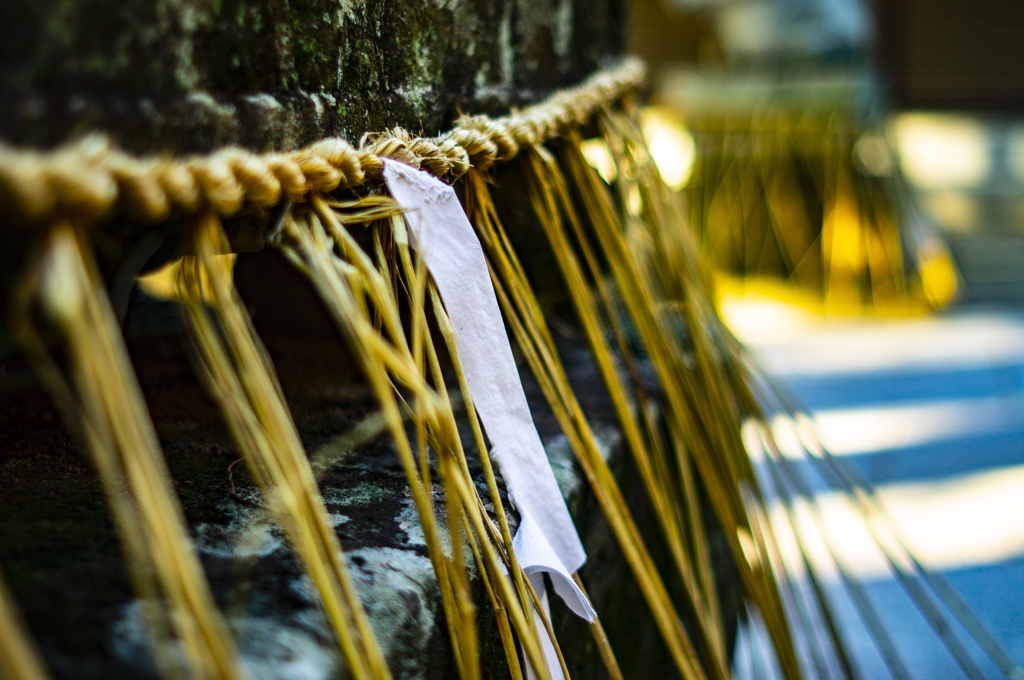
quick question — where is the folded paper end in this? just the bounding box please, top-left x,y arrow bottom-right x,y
514,512 -> 596,622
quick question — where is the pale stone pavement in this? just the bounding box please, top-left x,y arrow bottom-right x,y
727,304 -> 1024,680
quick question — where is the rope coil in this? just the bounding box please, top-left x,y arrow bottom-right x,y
0,58 -> 645,227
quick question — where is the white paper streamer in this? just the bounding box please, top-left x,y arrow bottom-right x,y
527,573 -> 566,680
382,160 -> 595,626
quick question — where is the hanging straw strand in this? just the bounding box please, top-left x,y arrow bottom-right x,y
177,211 -> 391,680
273,202 -> 559,680
11,223 -> 243,680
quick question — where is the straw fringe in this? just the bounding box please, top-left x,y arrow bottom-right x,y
11,224 -> 243,680
176,212 -> 393,680
271,201 -> 566,680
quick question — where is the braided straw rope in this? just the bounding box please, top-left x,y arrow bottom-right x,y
0,58 -> 645,227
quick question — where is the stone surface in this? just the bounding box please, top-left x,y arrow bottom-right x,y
0,0 -> 625,154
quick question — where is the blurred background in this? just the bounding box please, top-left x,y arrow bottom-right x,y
628,0 -> 1024,309
622,1 -> 1024,676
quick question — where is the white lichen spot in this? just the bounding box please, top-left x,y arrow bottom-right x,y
182,91 -> 236,120
393,33 -> 442,119
243,93 -> 284,111
498,9 -> 513,89
396,498 -> 428,549
395,83 -> 433,115
236,617 -> 339,680
194,501 -> 283,559
338,0 -> 367,22
111,601 -> 190,676
290,574 -> 320,606
170,3 -> 207,90
321,484 -> 386,506
474,85 -> 512,100
308,93 -> 325,122
112,601 -> 340,680
554,0 -> 574,59
328,513 -> 350,527
544,424 -> 621,500
346,546 -> 437,680
542,434 -> 581,500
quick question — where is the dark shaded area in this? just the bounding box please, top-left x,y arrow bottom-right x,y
877,0 -> 1024,112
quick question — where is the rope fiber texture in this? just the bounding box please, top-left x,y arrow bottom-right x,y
0,58 -> 645,228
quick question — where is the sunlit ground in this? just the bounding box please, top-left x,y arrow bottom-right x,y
724,293 -> 1024,679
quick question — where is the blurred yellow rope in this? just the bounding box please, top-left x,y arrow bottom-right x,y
597,106 -> 804,680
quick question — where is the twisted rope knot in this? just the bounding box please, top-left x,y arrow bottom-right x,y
433,136 -> 472,179
188,153 -> 246,217
505,111 -> 545,148
457,115 -> 518,162
48,144 -> 120,221
307,138 -> 365,188
0,135 -> 121,222
406,136 -> 453,178
362,129 -> 420,171
357,150 -> 385,183
265,154 -> 308,203
104,150 -> 171,223
442,126 -> 499,171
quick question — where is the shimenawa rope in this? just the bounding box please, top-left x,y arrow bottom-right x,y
0,58 -> 645,226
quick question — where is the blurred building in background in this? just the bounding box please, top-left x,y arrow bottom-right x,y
626,0 -> 1024,309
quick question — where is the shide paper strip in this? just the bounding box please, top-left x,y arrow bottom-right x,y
382,160 -> 595,625
528,572 -> 566,680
